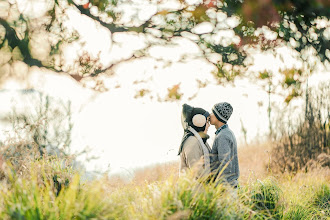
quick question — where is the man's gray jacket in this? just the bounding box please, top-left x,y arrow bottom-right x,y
210,125 -> 239,187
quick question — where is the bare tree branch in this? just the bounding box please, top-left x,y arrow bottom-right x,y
0,18 -> 43,67
71,1 -> 130,33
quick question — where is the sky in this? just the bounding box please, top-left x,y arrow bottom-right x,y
0,0 -> 329,177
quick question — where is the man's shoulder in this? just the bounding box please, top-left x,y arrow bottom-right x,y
215,128 -> 236,140
215,128 -> 231,137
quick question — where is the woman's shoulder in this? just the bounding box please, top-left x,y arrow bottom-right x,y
182,136 -> 202,154
183,135 -> 201,149
184,135 -> 199,144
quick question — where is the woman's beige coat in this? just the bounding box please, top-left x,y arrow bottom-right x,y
179,132 -> 211,177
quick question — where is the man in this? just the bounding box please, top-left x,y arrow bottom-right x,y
209,102 -> 239,188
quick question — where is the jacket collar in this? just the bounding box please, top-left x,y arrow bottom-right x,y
215,124 -> 228,135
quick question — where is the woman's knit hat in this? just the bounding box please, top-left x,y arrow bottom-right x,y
182,104 -> 210,132
178,104 -> 210,155
212,102 -> 233,123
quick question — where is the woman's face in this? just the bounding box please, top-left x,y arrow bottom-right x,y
204,116 -> 211,133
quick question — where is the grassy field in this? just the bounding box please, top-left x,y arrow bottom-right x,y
0,144 -> 329,220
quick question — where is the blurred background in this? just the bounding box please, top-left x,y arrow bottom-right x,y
0,0 -> 329,179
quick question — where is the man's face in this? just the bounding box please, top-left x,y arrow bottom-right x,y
210,113 -> 217,125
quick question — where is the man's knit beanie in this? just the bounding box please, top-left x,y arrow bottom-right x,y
212,102 -> 233,123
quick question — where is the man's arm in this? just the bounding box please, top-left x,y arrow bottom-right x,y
216,136 -> 232,176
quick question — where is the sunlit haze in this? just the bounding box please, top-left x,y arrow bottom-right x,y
0,0 -> 329,178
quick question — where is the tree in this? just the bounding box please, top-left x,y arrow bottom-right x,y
0,0 -> 329,96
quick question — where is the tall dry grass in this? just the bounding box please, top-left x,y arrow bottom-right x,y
237,142 -> 272,184
270,82 -> 330,173
125,142 -> 272,186
132,161 -> 179,185
0,155 -> 329,220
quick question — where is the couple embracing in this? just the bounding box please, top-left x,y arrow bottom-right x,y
178,102 -> 239,189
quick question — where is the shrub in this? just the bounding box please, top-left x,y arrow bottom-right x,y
243,177 -> 283,219
270,82 -> 330,173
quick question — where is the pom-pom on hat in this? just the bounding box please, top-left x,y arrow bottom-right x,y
212,102 -> 233,123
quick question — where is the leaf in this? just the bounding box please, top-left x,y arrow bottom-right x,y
192,5 -> 209,22
285,88 -> 300,103
259,71 -> 270,79
167,84 -> 182,100
242,0 -> 280,28
83,3 -> 89,9
12,46 -> 24,61
0,40 -> 12,65
134,89 -> 150,98
281,68 -> 302,88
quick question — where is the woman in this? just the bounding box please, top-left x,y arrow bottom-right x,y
178,104 -> 211,178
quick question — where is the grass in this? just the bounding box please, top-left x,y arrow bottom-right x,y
0,144 -> 329,219
241,177 -> 284,219
0,157 -> 329,220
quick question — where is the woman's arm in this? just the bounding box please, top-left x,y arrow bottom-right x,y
182,137 -> 204,176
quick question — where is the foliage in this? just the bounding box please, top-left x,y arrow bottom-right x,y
241,177 -> 283,219
0,0 -> 328,87
269,81 -> 330,173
